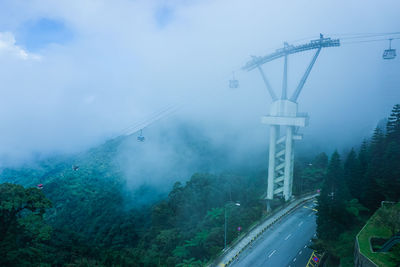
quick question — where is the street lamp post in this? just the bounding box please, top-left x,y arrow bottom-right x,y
224,202 -> 241,250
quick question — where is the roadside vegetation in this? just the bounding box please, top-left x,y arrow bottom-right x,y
358,203 -> 400,267
313,104 -> 400,266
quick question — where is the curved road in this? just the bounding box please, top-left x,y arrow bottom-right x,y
230,200 -> 317,267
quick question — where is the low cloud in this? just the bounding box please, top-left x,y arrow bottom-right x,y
0,0 -> 399,166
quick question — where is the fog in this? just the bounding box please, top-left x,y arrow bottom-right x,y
0,0 -> 399,174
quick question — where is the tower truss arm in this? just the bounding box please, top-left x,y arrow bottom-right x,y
242,35 -> 340,72
282,54 -> 288,100
257,66 -> 278,101
290,47 -> 321,102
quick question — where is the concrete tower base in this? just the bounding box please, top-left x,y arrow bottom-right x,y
263,100 -> 308,201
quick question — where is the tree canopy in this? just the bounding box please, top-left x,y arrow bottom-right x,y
0,183 -> 52,266
314,104 -> 400,266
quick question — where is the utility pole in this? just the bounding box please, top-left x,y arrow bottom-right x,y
224,202 -> 240,250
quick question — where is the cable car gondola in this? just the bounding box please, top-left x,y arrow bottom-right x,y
137,129 -> 145,142
383,39 -> 396,60
229,72 -> 239,89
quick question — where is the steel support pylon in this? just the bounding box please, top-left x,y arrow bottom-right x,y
266,124 -> 295,201
262,100 -> 308,201
242,35 -> 340,202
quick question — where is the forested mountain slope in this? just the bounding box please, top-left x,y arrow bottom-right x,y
0,120 -> 269,266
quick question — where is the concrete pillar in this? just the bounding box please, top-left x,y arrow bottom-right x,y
283,126 -> 293,200
267,125 -> 277,200
266,199 -> 271,213
289,145 -> 295,197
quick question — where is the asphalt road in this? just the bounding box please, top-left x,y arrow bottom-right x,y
230,200 -> 317,267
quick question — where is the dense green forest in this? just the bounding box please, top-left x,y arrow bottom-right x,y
0,172 -> 266,266
0,122 -> 272,266
313,104 -> 400,266
1,104 -> 399,266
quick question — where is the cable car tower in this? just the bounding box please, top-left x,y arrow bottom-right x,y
242,34 -> 340,205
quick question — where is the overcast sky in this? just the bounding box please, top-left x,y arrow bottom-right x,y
0,0 -> 399,165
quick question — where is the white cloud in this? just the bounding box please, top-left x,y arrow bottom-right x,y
0,31 -> 41,60
0,0 -> 399,164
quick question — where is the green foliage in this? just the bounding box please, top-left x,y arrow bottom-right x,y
315,152 -> 368,265
315,104 -> 400,266
386,104 -> 400,141
173,245 -> 190,259
134,172 -> 266,264
390,243 -> 400,265
292,153 -> 327,196
345,198 -> 368,218
358,203 -> 400,267
176,258 -> 203,267
0,183 -> 52,266
317,151 -> 352,243
344,148 -> 362,200
313,152 -> 329,169
300,165 -> 325,191
358,104 -> 400,210
361,127 -> 386,210
0,122 -> 269,266
375,204 -> 400,236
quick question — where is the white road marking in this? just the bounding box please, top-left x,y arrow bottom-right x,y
308,213 -> 312,217
285,234 -> 292,240
268,250 -> 276,258
304,245 -> 307,248
298,221 -> 304,227
299,251 -> 302,255
293,258 -> 297,262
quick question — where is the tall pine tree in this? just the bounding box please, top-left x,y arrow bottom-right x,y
362,127 -> 385,211
316,151 -> 351,243
312,152 -> 329,169
383,104 -> 400,201
344,148 -> 362,200
386,104 -> 400,141
358,140 -> 369,179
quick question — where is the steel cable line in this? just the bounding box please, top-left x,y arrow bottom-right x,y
119,105 -> 181,137
341,37 -> 400,45
328,32 -> 400,40
68,102 -> 182,168
117,104 -> 181,137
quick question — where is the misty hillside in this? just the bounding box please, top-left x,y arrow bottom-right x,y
0,118 -> 274,266
0,118 -> 268,242
0,117 -> 268,191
